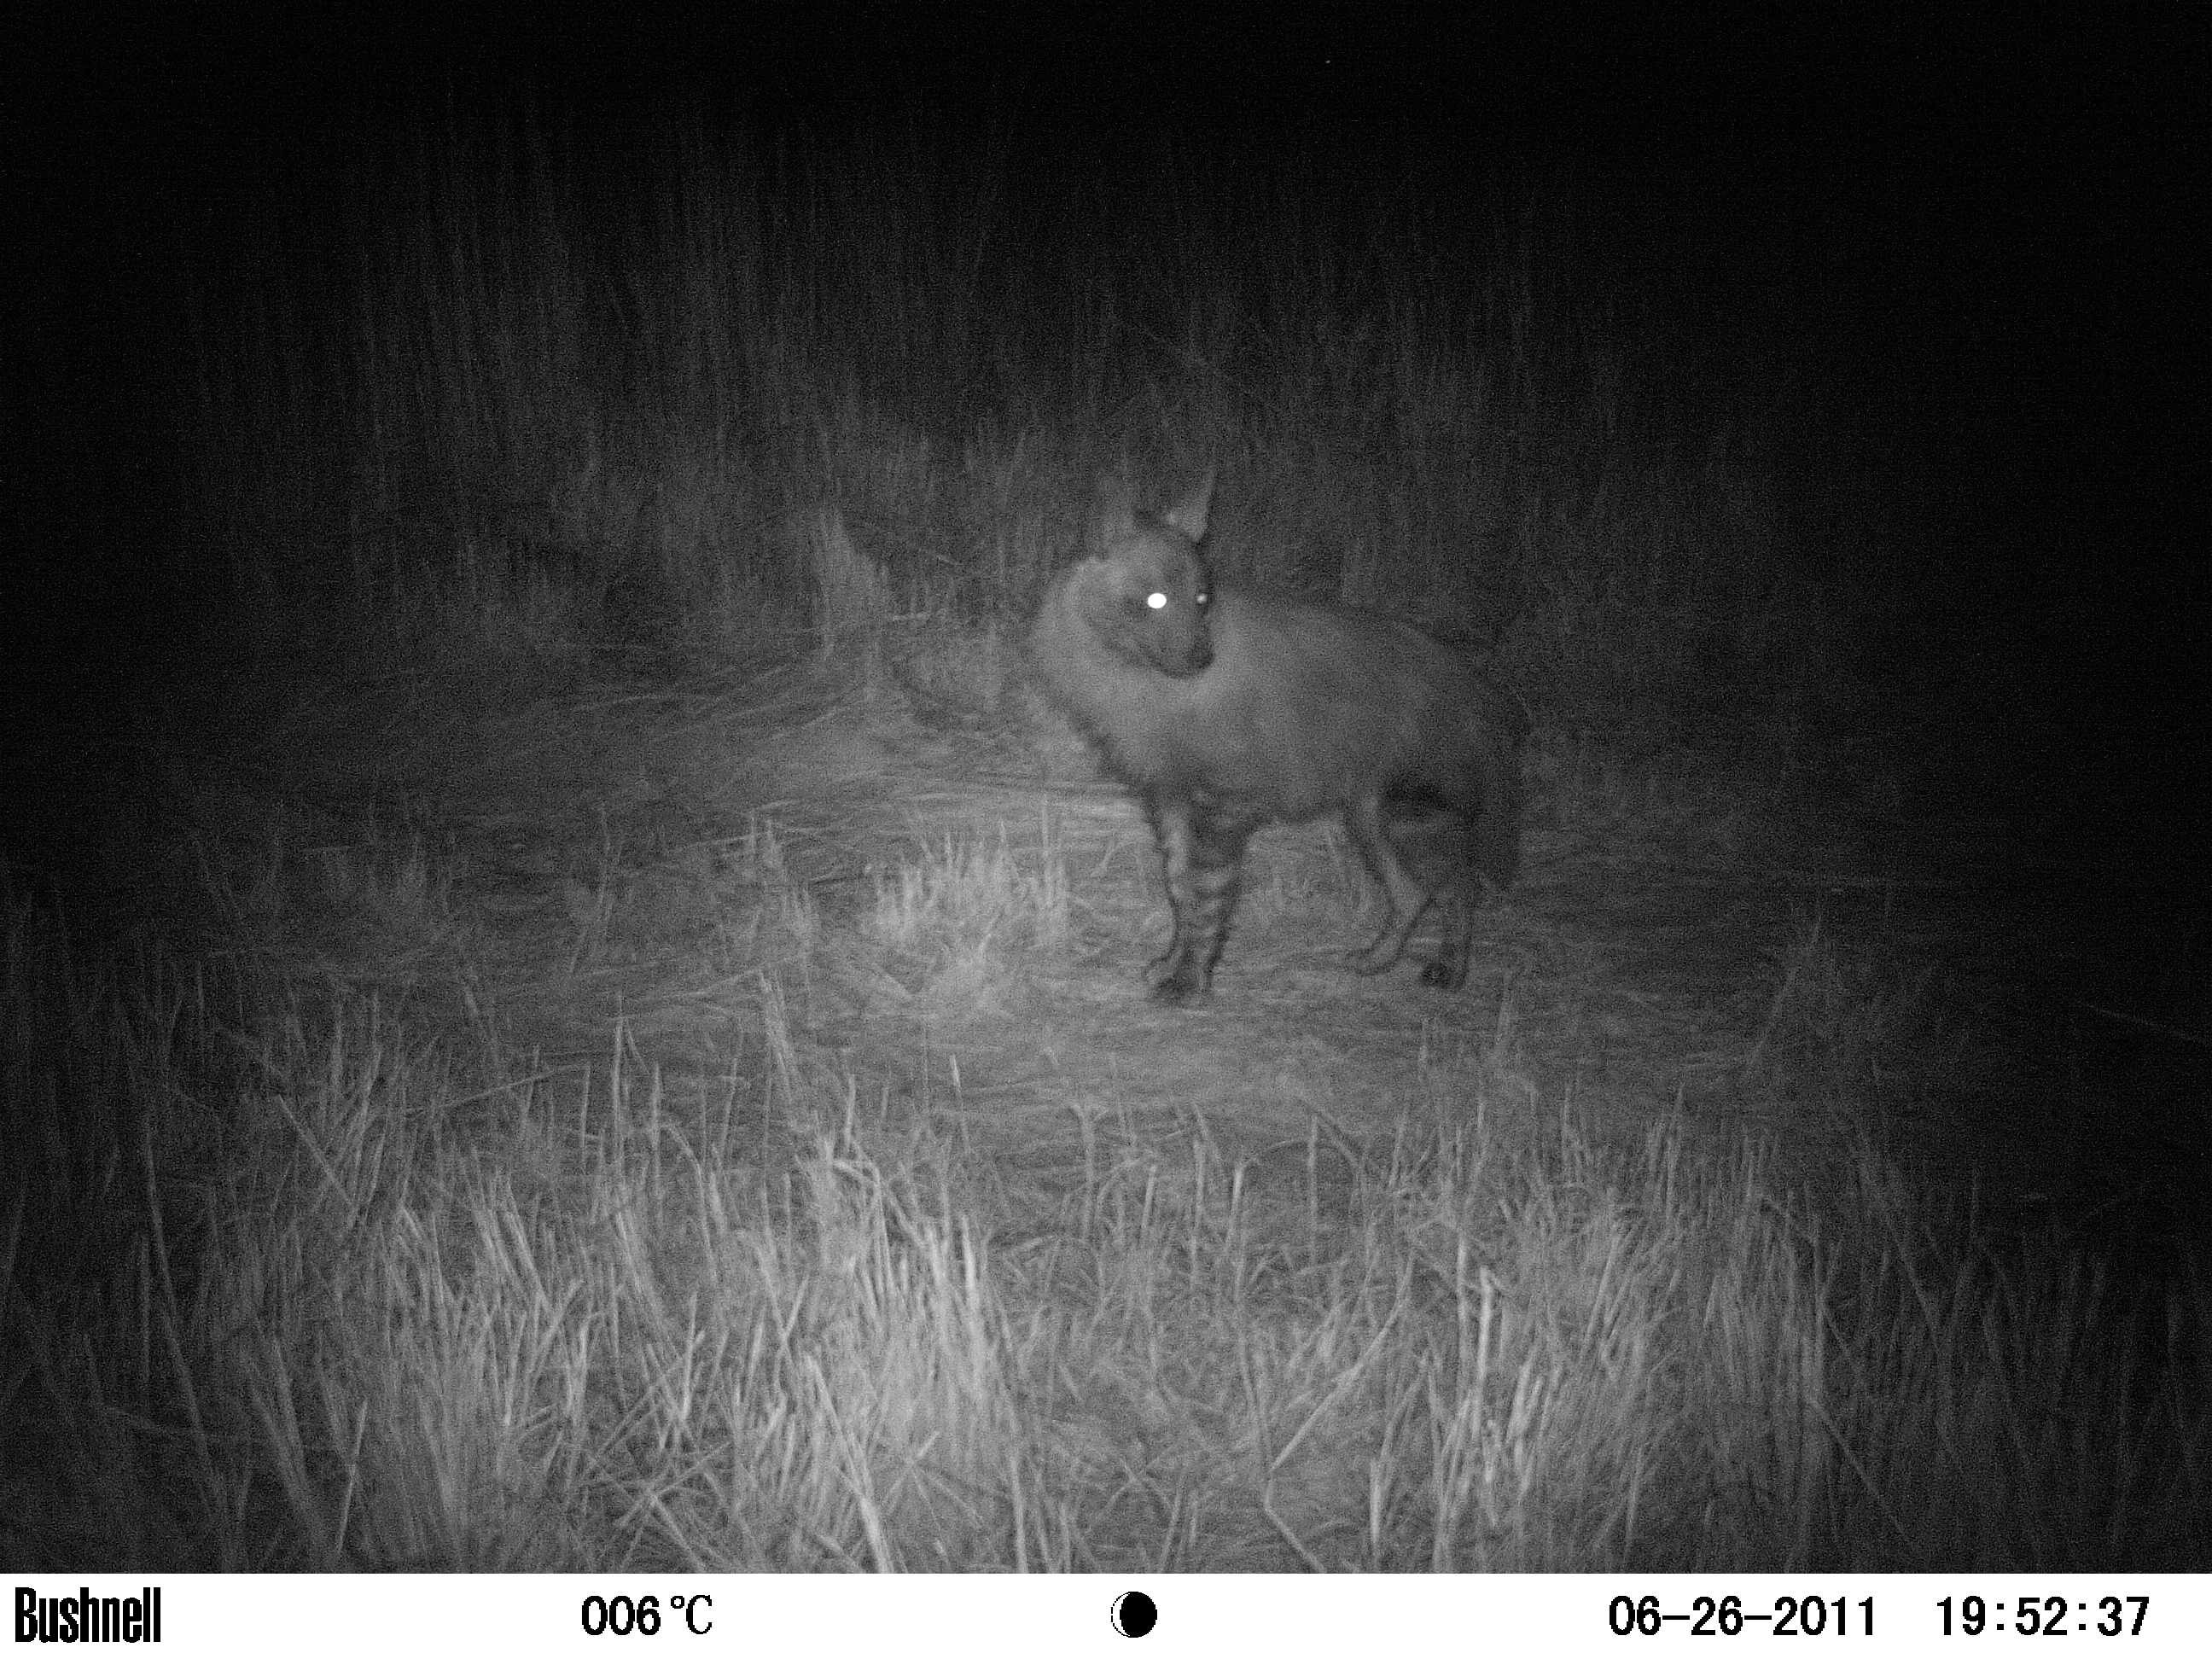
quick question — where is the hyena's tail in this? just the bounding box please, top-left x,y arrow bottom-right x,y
1472,775 -> 1520,892
1469,695 -> 1526,894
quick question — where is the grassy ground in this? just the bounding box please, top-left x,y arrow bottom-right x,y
3,114 -> 2204,1570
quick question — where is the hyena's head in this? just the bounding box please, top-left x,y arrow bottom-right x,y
1084,472 -> 1217,678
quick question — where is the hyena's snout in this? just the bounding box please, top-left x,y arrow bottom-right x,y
1144,604 -> 1212,677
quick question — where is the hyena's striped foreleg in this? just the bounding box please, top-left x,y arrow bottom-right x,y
1144,791 -> 1260,1004
1342,792 -> 1442,979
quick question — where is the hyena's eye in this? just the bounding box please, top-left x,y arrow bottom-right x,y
1144,591 -> 1168,611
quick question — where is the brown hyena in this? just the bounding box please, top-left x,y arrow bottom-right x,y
1027,473 -> 1523,1003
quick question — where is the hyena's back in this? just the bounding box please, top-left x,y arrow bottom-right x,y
1155,590 -> 1522,882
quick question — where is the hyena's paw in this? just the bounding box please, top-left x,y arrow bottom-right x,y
1147,954 -> 1212,1004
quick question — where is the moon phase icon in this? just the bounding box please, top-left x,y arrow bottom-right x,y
1109,1591 -> 1157,1637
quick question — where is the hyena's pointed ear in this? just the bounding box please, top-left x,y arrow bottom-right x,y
1162,469 -> 1215,543
1092,474 -> 1138,552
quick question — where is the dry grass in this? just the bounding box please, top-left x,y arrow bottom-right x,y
3,661 -> 2203,1571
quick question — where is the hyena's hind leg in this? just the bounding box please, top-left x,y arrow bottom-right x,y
1341,793 -> 1438,978
1423,888 -> 1476,991
1144,792 -> 1259,1004
1388,806 -> 1502,990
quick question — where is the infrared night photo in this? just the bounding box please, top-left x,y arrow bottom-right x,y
2,5 -> 2203,1572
